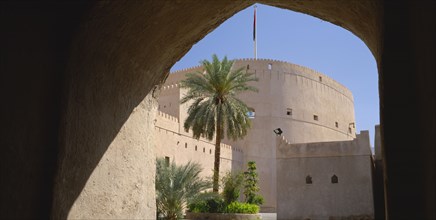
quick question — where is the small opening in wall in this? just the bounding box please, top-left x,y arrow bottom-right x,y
349,127 -> 352,133
203,147 -> 205,153
335,122 -> 339,128
306,175 -> 313,184
247,107 -> 256,119
195,145 -> 197,151
268,63 -> 272,70
164,105 -> 166,108
331,175 -> 338,184
286,108 -> 292,116
313,115 -> 319,121
247,64 -> 250,70
210,149 -> 212,154
185,143 -> 187,148
164,156 -> 170,167
319,76 -> 322,82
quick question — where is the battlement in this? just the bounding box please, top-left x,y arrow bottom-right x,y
157,110 -> 178,123
277,130 -> 371,158
161,83 -> 180,91
166,59 -> 353,101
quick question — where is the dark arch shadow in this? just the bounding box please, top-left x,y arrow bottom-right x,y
1,1 -> 434,220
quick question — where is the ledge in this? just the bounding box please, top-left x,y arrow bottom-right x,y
185,212 -> 261,220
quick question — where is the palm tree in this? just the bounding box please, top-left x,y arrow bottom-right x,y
155,158 -> 211,220
180,54 -> 257,192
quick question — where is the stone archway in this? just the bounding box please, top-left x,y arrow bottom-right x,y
1,1 -> 434,219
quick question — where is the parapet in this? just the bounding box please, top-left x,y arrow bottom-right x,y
157,110 -> 179,123
277,130 -> 372,159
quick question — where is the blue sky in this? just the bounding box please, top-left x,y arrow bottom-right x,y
171,4 -> 379,147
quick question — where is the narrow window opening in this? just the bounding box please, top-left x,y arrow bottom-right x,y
203,147 -> 205,153
185,143 -> 187,148
335,122 -> 339,128
349,127 -> 352,133
268,63 -> 272,70
195,145 -> 197,151
331,175 -> 338,184
306,175 -> 313,184
319,76 -> 322,82
210,149 -> 212,154
247,107 -> 255,119
286,108 -> 293,116
164,156 -> 170,167
246,64 -> 250,70
313,115 -> 319,121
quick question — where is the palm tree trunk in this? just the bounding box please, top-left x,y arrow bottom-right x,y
213,106 -> 222,193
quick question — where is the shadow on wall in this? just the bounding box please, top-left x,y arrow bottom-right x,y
1,1 -> 434,220
50,1 -> 252,219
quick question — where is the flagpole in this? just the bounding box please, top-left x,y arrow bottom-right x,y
253,5 -> 257,59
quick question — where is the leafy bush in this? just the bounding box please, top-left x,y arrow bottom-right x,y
188,193 -> 225,213
206,196 -> 225,213
221,171 -> 244,205
225,202 -> 260,214
188,200 -> 208,213
155,158 -> 211,219
243,161 -> 264,205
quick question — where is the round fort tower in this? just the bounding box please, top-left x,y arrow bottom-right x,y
158,58 -> 356,212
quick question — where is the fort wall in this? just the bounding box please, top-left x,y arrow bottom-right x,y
155,110 -> 244,179
276,131 -> 374,220
158,59 -> 357,211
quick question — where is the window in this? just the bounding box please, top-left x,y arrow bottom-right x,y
335,122 -> 339,128
268,63 -> 272,70
185,143 -> 187,148
313,115 -> 319,121
286,108 -> 292,116
247,108 -> 255,119
203,147 -> 205,153
331,175 -> 338,184
247,64 -> 250,70
195,145 -> 197,151
210,149 -> 212,154
306,175 -> 313,184
164,156 -> 170,167
349,127 -> 352,133
319,76 -> 323,82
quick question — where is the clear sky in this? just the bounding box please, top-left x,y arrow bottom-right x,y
171,4 -> 379,147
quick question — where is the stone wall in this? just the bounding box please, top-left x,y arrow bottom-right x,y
155,109 -> 244,179
160,59 -> 356,211
276,131 -> 374,220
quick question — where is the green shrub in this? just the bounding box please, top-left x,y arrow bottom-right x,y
155,158 -> 211,219
243,161 -> 264,205
188,200 -> 208,213
188,193 -> 225,213
206,196 -> 225,213
221,171 -> 244,205
225,202 -> 260,214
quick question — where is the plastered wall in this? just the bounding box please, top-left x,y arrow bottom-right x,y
159,59 -> 356,212
276,131 -> 374,220
154,110 -> 244,179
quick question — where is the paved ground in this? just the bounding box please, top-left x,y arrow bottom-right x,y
259,213 -> 277,220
